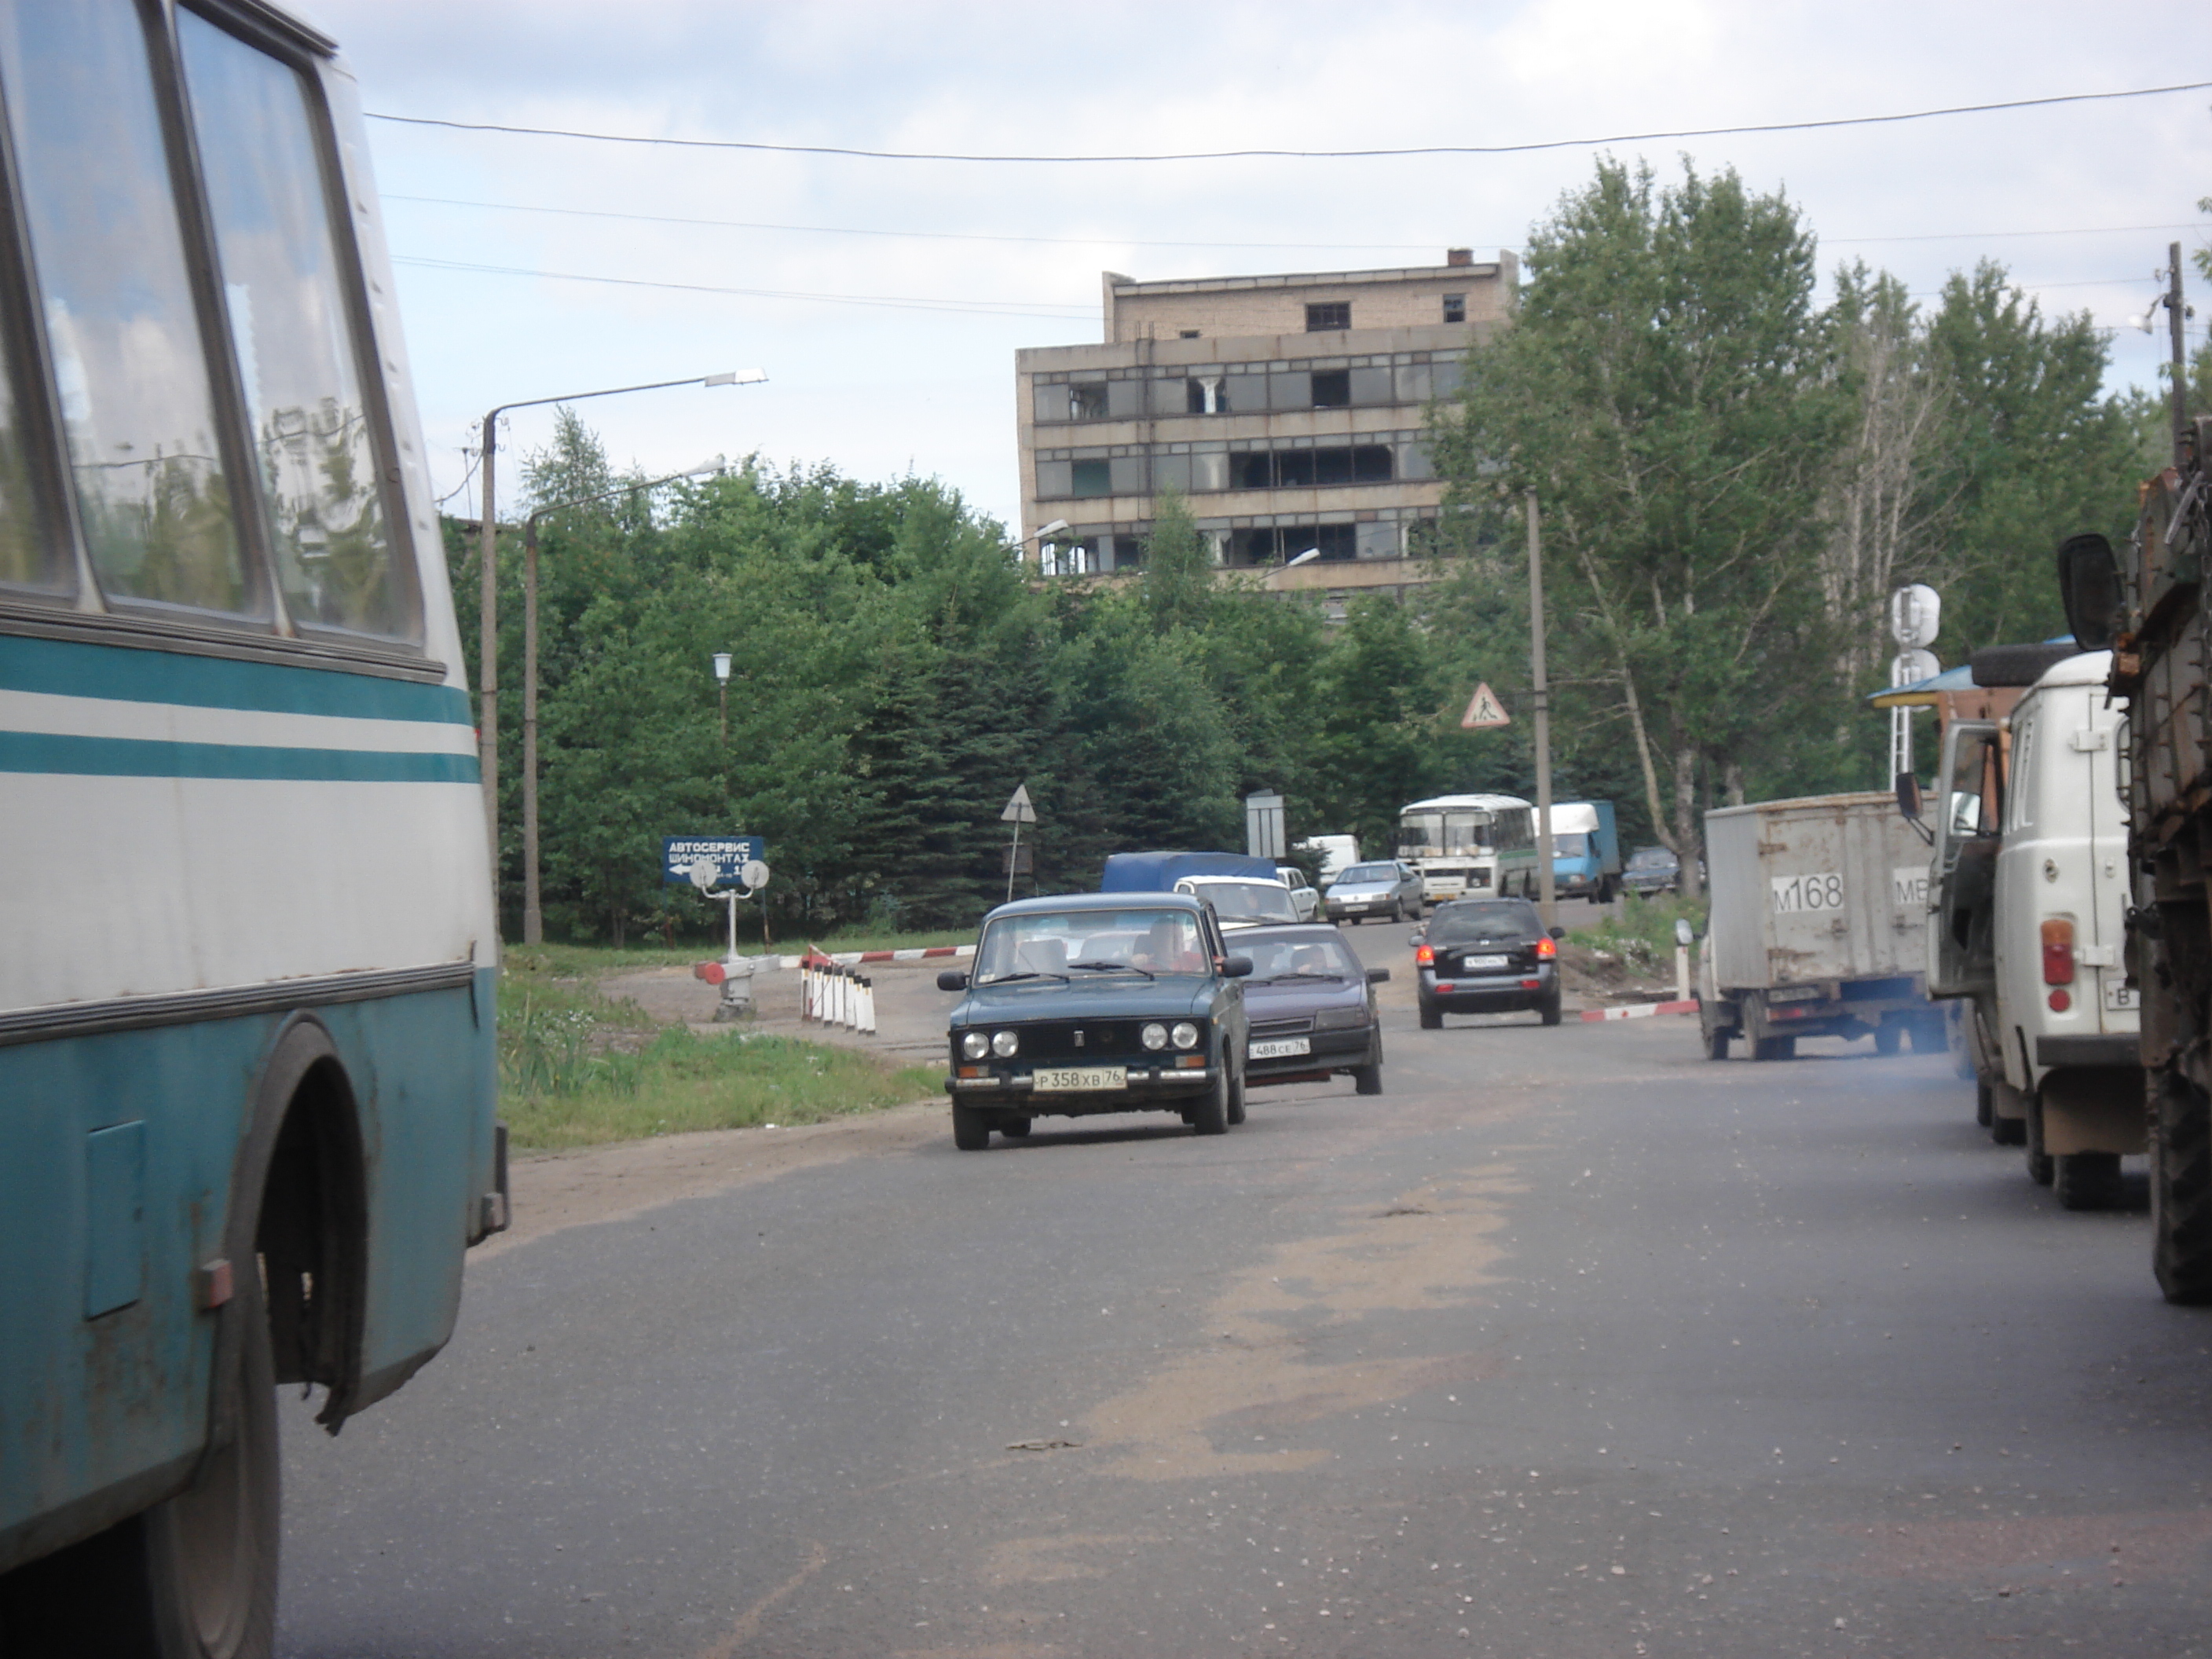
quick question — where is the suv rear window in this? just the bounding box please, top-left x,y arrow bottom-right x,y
1427,899 -> 1541,944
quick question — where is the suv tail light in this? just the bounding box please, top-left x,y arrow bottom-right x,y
1536,936 -> 1557,959
1415,943 -> 1434,965
2041,918 -> 2075,985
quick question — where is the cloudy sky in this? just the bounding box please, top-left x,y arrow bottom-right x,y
305,0 -> 2212,532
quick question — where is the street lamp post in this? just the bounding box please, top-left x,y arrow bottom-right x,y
474,369 -> 764,890
520,459 -> 727,945
712,651 -> 734,744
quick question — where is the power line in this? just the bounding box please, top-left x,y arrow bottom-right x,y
390,255 -> 1095,320
364,80 -> 2212,164
383,192 -> 2206,255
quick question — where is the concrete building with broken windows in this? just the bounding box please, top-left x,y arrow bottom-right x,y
1013,248 -> 1515,599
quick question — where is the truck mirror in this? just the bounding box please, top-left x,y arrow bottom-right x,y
1895,771 -> 1923,821
936,970 -> 968,991
2056,531 -> 2122,650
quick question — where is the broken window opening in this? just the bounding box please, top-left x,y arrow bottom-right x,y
1311,368 -> 1351,408
1178,329 -> 1199,339
1186,375 -> 1225,415
1306,302 -> 1351,332
1443,293 -> 1467,324
1069,383 -> 1108,420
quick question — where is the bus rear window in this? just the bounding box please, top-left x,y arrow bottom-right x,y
178,10 -> 412,640
0,2 -> 257,618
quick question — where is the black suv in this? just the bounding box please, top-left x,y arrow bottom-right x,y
1415,897 -> 1565,1027
939,892 -> 1251,1149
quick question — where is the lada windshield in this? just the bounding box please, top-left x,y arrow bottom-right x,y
1244,934 -> 1364,981
974,909 -> 1207,983
1428,899 -> 1542,944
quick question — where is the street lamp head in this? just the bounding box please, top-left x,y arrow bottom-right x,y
682,456 -> 727,478
1037,518 -> 1071,540
712,652 -> 732,683
704,370 -> 769,387
1284,547 -> 1322,569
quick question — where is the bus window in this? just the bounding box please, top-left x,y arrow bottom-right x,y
178,10 -> 412,640
0,2 -> 257,617
0,274 -> 51,593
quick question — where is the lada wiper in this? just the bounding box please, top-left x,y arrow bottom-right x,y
979,970 -> 1068,983
1067,960 -> 1155,978
1258,970 -> 1346,982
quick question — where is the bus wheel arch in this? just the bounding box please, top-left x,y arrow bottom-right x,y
229,1016 -> 369,1433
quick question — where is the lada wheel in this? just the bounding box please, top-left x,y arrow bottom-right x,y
1225,1067 -> 1247,1126
999,1116 -> 1032,1138
951,1101 -> 992,1151
2024,1094 -> 2053,1186
1191,1071 -> 1229,1136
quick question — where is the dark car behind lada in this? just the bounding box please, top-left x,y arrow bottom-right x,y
1236,924 -> 1390,1094
938,892 -> 1252,1150
1416,897 -> 1565,1027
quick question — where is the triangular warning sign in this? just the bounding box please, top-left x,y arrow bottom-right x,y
1001,783 -> 1037,823
1460,683 -> 1511,730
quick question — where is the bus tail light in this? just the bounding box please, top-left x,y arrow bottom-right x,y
1536,936 -> 1557,959
2041,918 -> 2075,985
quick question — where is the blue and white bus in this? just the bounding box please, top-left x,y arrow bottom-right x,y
0,5 -> 500,1651
1396,793 -> 1536,902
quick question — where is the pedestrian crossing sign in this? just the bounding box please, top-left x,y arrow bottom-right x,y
1461,683 -> 1511,730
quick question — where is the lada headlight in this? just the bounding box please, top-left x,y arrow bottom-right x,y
991,1029 -> 1020,1057
1141,1022 -> 1170,1051
1171,1021 -> 1200,1050
961,1031 -> 990,1060
1314,1005 -> 1371,1029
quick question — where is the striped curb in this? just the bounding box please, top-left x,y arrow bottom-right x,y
1578,998 -> 1699,1022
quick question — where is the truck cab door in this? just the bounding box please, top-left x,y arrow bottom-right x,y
1928,719 -> 2001,999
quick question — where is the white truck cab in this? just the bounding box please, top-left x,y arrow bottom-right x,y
1925,649 -> 2140,1207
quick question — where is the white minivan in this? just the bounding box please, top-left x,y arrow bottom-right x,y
1922,650 -> 2141,1208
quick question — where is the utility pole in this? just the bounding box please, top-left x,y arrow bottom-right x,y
478,412 -> 500,880
1527,488 -> 1556,931
2170,242 -> 2190,470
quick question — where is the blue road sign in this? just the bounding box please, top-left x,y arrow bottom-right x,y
663,835 -> 766,885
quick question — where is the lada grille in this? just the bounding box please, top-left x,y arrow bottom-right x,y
1005,1021 -> 1149,1061
1251,1016 -> 1316,1039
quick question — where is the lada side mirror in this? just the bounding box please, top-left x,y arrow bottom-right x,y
1223,956 -> 1254,978
1367,967 -> 1390,983
1895,771 -> 1923,822
936,970 -> 969,991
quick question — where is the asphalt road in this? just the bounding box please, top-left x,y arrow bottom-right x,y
276,921 -> 2212,1657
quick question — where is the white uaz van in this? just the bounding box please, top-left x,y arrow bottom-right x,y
1924,649 -> 2141,1208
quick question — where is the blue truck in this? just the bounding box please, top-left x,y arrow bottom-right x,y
1547,802 -> 1622,903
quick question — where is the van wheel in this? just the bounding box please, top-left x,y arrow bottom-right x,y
2152,1068 -> 2212,1303
0,1262 -> 280,1659
2025,1093 -> 2053,1186
2055,1152 -> 2122,1210
952,1101 -> 992,1151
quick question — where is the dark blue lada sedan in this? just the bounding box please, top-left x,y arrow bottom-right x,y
938,892 -> 1252,1150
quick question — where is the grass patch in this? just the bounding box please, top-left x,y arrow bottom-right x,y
1566,891 -> 1710,980
497,951 -> 939,1151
